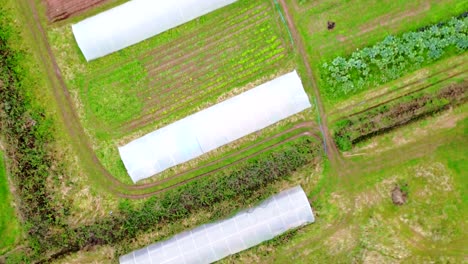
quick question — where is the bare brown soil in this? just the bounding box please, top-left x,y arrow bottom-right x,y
44,0 -> 109,22
391,186 -> 407,205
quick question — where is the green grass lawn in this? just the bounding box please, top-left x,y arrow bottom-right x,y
0,151 -> 21,254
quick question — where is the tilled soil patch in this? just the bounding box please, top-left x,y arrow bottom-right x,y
45,0 -> 109,22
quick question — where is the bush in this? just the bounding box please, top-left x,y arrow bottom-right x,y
61,137 -> 321,253
332,82 -> 467,151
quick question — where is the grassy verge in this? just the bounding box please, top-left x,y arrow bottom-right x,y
223,108 -> 467,263
0,151 -> 21,254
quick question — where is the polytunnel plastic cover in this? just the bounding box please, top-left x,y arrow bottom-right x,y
119,185 -> 315,264
72,0 -> 238,61
118,70 -> 311,183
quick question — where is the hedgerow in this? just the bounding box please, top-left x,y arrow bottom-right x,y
333,82 -> 467,151
322,15 -> 468,99
0,6 -> 72,261
52,137 -> 321,258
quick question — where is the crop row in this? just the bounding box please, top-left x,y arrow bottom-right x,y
332,82 -> 467,151
88,0 -> 269,76
122,51 -> 287,132
321,15 -> 467,99
141,18 -> 276,96
141,25 -> 284,104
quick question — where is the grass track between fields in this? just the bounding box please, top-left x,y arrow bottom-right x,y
0,152 -> 21,254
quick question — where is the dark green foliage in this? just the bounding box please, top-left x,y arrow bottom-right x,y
332,82 -> 467,151
0,6 -> 70,260
322,16 -> 468,98
58,137 -> 320,254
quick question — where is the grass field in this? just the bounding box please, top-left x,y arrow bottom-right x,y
0,151 -> 21,254
222,104 -> 468,263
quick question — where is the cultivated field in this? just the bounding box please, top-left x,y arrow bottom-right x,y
287,0 -> 466,108
0,0 -> 466,262
45,0 -> 308,186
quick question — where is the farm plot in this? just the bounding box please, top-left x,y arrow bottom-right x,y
286,0 -> 466,108
81,1 -> 292,135
46,0 -> 298,185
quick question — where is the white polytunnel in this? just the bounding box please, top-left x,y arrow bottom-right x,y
118,70 -> 311,183
119,185 -> 315,264
72,0 -> 239,61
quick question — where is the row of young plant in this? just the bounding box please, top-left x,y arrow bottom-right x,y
332,82 -> 467,151
1,13 -> 321,262
321,14 -> 468,99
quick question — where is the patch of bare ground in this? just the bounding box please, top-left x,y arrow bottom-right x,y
360,214 -> 412,261
53,245 -> 114,264
353,178 -> 396,212
44,0 -> 110,22
324,227 -> 356,255
361,250 -> 399,264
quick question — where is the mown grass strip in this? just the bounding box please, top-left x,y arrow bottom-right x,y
0,151 -> 21,254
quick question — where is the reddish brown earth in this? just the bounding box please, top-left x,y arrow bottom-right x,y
44,0 -> 109,22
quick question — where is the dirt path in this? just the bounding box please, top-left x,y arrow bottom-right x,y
45,0 -> 110,22
275,0 -> 342,167
23,0 -> 128,194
